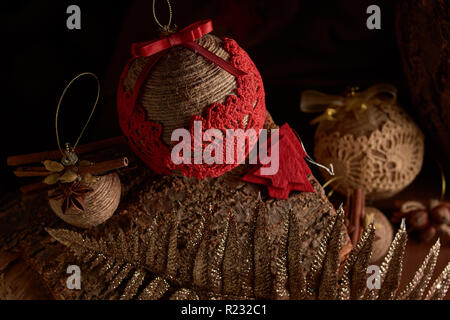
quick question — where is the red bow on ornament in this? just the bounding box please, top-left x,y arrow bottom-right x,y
131,19 -> 246,78
242,123 -> 314,199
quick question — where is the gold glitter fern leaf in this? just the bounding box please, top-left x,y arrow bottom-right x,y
46,209 -> 450,300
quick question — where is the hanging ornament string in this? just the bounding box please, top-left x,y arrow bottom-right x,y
291,128 -> 334,176
55,72 -> 100,166
299,139 -> 334,176
152,0 -> 174,33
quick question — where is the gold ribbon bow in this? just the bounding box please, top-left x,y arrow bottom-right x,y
300,83 -> 398,125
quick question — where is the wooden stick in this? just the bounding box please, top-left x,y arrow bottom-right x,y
349,190 -> 356,244
78,157 -> 129,176
14,167 -> 49,177
82,150 -> 136,164
17,157 -> 128,194
7,136 -> 127,166
20,182 -> 55,195
350,188 -> 365,246
358,189 -> 366,241
13,157 -> 129,178
360,189 -> 366,221
344,188 -> 351,227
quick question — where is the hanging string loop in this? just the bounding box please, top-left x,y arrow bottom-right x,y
55,72 -> 100,166
152,0 -> 175,34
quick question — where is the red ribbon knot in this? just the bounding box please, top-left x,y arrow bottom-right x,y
130,19 -> 245,77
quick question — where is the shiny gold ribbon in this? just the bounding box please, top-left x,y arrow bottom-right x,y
321,176 -> 344,198
300,83 -> 397,125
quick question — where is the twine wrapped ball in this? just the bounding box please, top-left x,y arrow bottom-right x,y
48,173 -> 121,228
117,24 -> 266,179
310,86 -> 424,200
364,207 -> 393,263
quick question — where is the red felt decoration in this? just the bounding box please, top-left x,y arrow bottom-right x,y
242,123 -> 314,199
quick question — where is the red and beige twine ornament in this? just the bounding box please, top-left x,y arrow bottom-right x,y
117,5 -> 266,179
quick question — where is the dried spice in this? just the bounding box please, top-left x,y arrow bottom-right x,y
48,181 -> 93,214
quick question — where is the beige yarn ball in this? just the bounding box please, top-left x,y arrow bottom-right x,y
364,207 -> 393,263
48,173 -> 121,228
314,101 -> 424,200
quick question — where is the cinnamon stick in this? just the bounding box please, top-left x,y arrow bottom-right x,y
344,188 -> 351,227
78,157 -> 129,176
17,157 -> 128,194
360,190 -> 366,221
350,188 -> 365,245
20,182 -> 55,195
7,136 -> 127,166
14,167 -> 50,177
13,157 -> 129,178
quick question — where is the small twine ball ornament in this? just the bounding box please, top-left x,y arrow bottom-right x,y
364,206 -> 393,263
301,84 -> 424,200
117,19 -> 266,179
49,173 -> 121,228
42,72 -> 127,228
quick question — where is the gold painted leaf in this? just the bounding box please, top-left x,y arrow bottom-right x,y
397,239 -> 440,299
425,262 -> 450,300
377,219 -> 407,300
318,209 -> 344,300
43,173 -> 61,185
45,205 -> 450,300
59,170 -> 79,183
42,160 -> 64,172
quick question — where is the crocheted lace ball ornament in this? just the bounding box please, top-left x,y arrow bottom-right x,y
314,102 -> 424,200
48,173 -> 121,228
118,32 -> 266,179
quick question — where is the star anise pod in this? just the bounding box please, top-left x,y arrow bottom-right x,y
49,181 -> 93,214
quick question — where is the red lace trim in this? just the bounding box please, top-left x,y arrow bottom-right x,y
117,38 -> 266,178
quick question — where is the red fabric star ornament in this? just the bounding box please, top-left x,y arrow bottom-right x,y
242,123 -> 314,199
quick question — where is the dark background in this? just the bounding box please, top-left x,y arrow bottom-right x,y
0,0 -> 420,195
2,1 -> 449,300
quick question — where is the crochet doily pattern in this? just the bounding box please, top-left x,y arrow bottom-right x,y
314,102 -> 424,200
